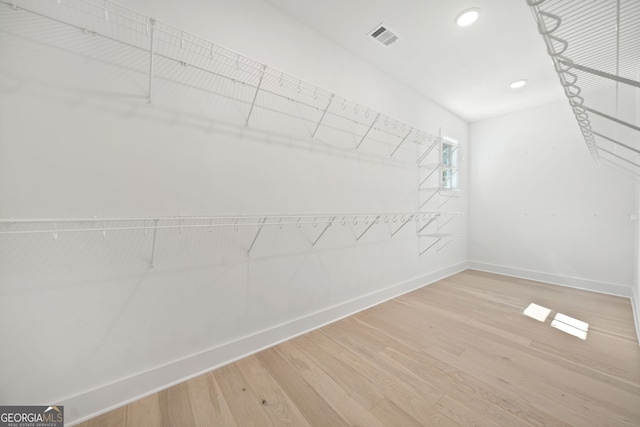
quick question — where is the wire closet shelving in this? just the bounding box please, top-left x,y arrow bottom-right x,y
0,0 -> 440,152
0,211 -> 462,266
0,0 -> 464,260
528,0 -> 640,177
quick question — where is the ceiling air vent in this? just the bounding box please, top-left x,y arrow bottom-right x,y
369,23 -> 399,47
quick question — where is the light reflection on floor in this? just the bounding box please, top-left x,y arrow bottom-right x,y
551,312 -> 589,340
523,303 -> 589,340
523,303 -> 551,322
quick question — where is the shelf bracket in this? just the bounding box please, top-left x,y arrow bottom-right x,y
417,215 -> 438,233
418,140 -> 439,164
355,113 -> 380,150
420,167 -> 441,186
312,216 -> 335,246
593,131 -> 640,155
247,217 -> 267,255
147,18 -> 155,104
439,197 -> 452,210
356,215 -> 380,241
311,94 -> 334,138
246,65 -> 266,126
439,215 -> 456,230
419,238 -> 441,256
437,239 -> 453,252
598,147 -> 640,169
391,214 -> 414,237
149,219 -> 159,268
559,60 -> 640,89
390,128 -> 413,157
600,156 -> 640,177
582,106 -> 640,133
420,191 -> 439,209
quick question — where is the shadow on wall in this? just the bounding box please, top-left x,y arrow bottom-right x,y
0,215 -> 423,296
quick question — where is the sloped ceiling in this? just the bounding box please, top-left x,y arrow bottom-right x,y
265,0 -> 566,122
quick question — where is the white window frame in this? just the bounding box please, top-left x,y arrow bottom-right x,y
441,135 -> 459,191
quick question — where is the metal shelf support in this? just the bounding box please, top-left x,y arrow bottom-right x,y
559,60 -> 640,89
390,128 -> 413,157
598,147 -> 640,169
147,18 -> 155,104
437,239 -> 454,252
311,94 -> 335,138
356,215 -> 381,241
420,167 -> 441,186
246,65 -> 266,126
391,215 -> 414,237
582,106 -> 640,133
439,215 -> 456,230
417,215 -> 438,234
418,140 -> 439,164
312,216 -> 335,246
247,217 -> 267,255
355,114 -> 380,150
149,219 -> 159,268
420,191 -> 439,209
592,132 -> 640,155
419,238 -> 441,256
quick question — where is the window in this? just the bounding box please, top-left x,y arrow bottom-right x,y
441,136 -> 459,190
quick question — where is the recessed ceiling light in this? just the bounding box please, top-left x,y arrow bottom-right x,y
456,8 -> 480,27
510,79 -> 528,89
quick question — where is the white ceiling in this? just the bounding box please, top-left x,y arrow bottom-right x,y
264,0 -> 567,122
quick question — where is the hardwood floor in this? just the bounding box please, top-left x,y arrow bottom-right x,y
76,270 -> 640,426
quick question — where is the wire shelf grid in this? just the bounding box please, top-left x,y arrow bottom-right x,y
0,212 -> 463,237
528,0 -> 640,176
3,0 -> 438,154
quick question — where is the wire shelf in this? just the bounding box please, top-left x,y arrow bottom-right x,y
0,211 -> 463,235
0,211 -> 463,263
0,0 -> 461,259
528,0 -> 640,176
2,0 -> 439,152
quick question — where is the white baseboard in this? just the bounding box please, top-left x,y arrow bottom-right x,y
63,262 -> 468,426
632,286 -> 640,347
467,261 -> 633,298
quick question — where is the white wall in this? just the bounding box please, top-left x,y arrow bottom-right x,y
634,180 -> 640,343
0,0 -> 467,422
469,99 -> 635,294
634,80 -> 640,343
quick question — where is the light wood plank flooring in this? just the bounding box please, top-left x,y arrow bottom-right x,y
76,270 -> 640,426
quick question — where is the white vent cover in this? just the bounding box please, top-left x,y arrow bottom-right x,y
369,23 -> 399,47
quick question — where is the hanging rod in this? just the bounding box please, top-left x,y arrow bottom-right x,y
0,211 -> 463,236
1,0 -> 439,151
